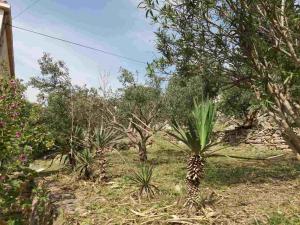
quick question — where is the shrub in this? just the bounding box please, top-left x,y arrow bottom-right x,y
20,103 -> 55,159
0,168 -> 54,224
0,76 -> 27,168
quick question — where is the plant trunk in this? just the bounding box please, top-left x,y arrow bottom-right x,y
138,141 -> 147,162
260,91 -> 300,158
186,154 -> 205,205
84,166 -> 91,179
281,127 -> 300,155
269,111 -> 300,156
68,152 -> 76,170
256,83 -> 300,156
241,109 -> 258,129
296,153 -> 300,161
97,148 -> 108,182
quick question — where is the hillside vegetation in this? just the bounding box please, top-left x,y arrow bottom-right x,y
2,1 -> 300,224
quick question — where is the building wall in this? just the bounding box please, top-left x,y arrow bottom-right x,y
0,27 -> 11,75
0,4 -> 14,77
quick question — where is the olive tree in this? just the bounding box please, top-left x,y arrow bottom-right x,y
141,0 -> 300,155
108,68 -> 165,162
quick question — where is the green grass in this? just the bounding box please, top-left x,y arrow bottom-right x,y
255,212 -> 300,225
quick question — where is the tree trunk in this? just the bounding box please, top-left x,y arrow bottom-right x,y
267,105 -> 300,155
97,148 -> 108,182
186,154 -> 205,206
281,127 -> 300,155
241,109 -> 258,129
256,83 -> 300,155
68,152 -> 76,170
268,108 -> 300,155
296,153 -> 300,161
138,141 -> 147,162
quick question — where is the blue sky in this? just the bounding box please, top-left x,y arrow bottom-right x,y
9,0 -> 157,101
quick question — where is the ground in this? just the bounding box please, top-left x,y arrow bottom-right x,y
33,135 -> 300,225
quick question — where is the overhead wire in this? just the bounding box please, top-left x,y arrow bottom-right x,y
7,24 -> 149,65
10,0 -> 150,65
13,0 -> 43,20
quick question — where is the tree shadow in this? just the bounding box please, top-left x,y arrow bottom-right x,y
204,160 -> 300,186
219,127 -> 252,146
149,148 -> 186,165
37,169 -> 61,178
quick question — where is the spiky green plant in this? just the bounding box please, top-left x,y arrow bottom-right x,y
129,164 -> 158,198
60,126 -> 85,169
75,149 -> 94,179
192,100 -> 216,153
168,119 -> 201,154
93,125 -> 122,150
168,100 -> 216,204
92,125 -> 122,181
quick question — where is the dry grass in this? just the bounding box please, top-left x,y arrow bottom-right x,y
37,135 -> 300,225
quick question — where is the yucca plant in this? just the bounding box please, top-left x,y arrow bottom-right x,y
128,164 -> 158,198
60,126 -> 85,169
75,149 -> 94,179
168,100 -> 216,204
92,125 -> 122,181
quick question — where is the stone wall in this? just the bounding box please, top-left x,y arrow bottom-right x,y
219,114 -> 291,151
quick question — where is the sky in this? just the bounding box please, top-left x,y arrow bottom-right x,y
9,0 -> 157,101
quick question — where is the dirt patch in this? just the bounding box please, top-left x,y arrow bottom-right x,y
211,179 -> 300,224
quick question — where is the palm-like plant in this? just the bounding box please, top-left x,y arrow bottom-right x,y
75,149 -> 94,179
60,126 -> 85,169
129,164 -> 158,198
92,125 -> 122,181
168,100 -> 216,203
